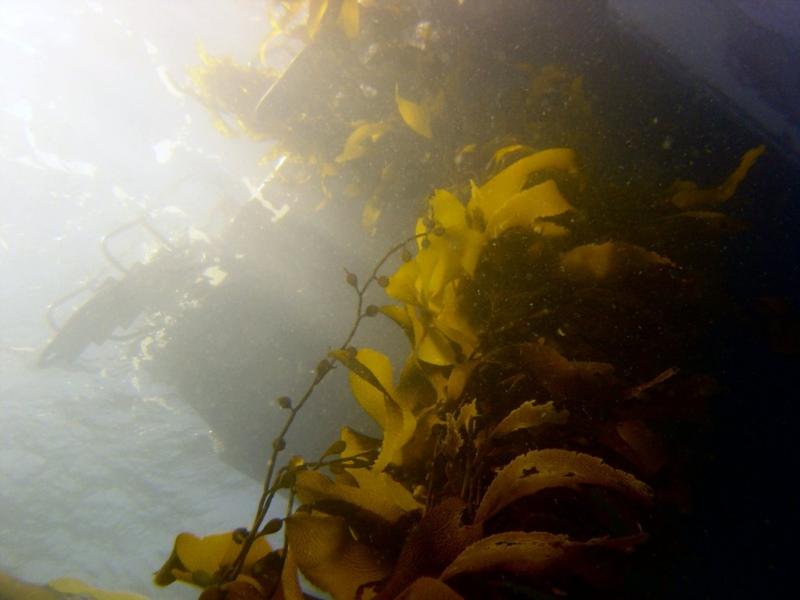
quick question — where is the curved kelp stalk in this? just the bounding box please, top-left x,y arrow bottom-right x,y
155,144 -> 765,599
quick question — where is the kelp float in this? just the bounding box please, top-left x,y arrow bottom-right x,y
154,137 -> 764,599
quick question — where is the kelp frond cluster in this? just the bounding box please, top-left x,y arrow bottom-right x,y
155,141 -> 764,599
187,0 -> 595,230
149,1 -> 773,598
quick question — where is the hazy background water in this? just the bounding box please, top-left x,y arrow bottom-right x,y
0,1 -> 285,597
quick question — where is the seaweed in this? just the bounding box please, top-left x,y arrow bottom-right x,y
152,2 -> 773,598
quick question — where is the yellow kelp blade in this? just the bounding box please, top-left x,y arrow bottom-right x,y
669,144 -> 765,209
155,531 -> 270,587
215,559 -> 304,600
307,0 -> 328,39
265,0 -> 307,42
295,469 -> 420,522
441,400 -> 478,458
420,237 -> 461,306
285,513 -> 390,600
426,188 -> 485,276
414,213 -> 429,250
484,179 -> 574,239
0,569 -> 64,600
490,143 -> 533,167
340,426 -> 381,458
374,383 -> 418,470
258,32 -> 277,67
667,210 -> 748,233
386,259 -> 422,306
216,576 -> 263,599
362,194 -> 383,235
441,531 -> 573,580
454,142 -> 477,165
379,304 -> 415,342
349,468 -> 424,514
47,578 -> 148,600
474,148 -> 578,218
615,419 -> 668,476
337,0 -> 360,39
399,405 -> 441,468
489,400 -> 570,439
281,547 -> 306,600
336,121 -> 391,163
373,498 -> 482,599
409,306 -> 456,366
331,348 -> 396,428
396,87 -> 438,139
451,229 -> 484,277
396,577 -> 464,600
429,189 -> 467,229
395,353 -> 438,413
717,144 -> 766,199
532,220 -> 570,237
434,281 -> 479,357
440,531 -> 647,581
518,342 -> 615,403
8,573 -> 143,600
330,348 -> 420,468
388,355 -> 442,467
475,449 -> 653,523
560,241 -> 676,281
446,359 -> 479,401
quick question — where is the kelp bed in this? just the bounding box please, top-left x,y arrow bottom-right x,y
153,138 -> 767,600
25,1 -> 798,599
148,1 -> 799,599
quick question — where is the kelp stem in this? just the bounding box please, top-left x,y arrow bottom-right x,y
225,232 -> 427,584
